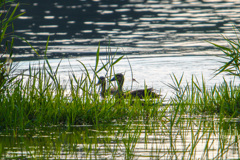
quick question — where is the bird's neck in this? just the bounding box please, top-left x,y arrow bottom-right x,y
101,82 -> 106,98
118,79 -> 124,92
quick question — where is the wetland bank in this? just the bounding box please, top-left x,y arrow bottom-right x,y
2,0 -> 240,159
1,48 -> 240,159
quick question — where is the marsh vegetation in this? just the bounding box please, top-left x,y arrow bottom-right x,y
1,1 -> 240,159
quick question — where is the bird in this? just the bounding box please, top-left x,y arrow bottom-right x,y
96,76 -> 106,98
110,73 -> 159,99
110,73 -> 125,97
96,76 -> 118,98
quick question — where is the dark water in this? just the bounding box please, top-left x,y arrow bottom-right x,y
10,0 -> 240,59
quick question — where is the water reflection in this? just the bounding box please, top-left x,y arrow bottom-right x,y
8,0 -> 240,59
1,116 -> 240,159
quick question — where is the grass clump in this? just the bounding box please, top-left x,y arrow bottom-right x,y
166,73 -> 240,117
0,43 -> 164,131
207,26 -> 240,77
0,0 -> 163,130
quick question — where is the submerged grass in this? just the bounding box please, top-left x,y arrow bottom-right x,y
1,113 -> 239,159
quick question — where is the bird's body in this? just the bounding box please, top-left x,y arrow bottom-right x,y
111,73 -> 159,99
127,88 -> 159,99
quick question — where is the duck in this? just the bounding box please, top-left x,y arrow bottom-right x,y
96,76 -> 118,98
96,76 -> 106,98
110,73 -> 159,99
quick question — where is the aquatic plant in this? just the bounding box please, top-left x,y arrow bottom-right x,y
0,0 -> 150,130
0,1 -> 24,92
0,1 -> 164,131
207,26 -> 240,77
1,112 -> 239,159
165,72 -> 240,118
0,40 -> 164,131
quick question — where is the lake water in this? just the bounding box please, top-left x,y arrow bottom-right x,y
9,0 -> 240,93
2,0 -> 237,91
11,0 -> 240,59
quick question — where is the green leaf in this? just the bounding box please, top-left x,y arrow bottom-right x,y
94,42 -> 100,72
111,55 -> 124,66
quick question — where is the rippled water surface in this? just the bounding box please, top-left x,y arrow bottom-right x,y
11,0 -> 240,59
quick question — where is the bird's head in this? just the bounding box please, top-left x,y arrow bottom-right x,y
111,73 -> 124,85
96,76 -> 106,86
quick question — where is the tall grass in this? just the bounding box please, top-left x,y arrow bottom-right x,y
207,26 -> 240,77
166,73 -> 240,117
0,1 -> 24,92
0,0 -> 161,131
0,42 -> 164,131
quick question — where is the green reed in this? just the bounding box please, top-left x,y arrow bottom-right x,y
207,26 -> 240,77
3,60 -> 240,159
165,72 -> 240,118
0,1 -> 24,91
0,40 -> 164,131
